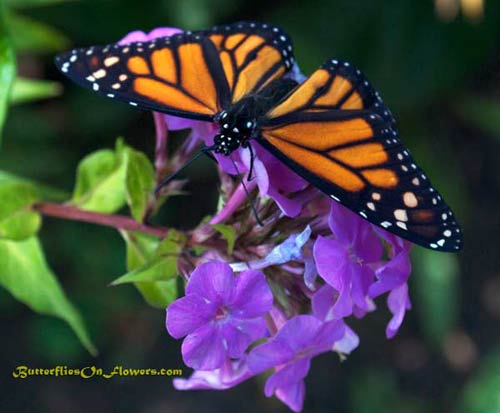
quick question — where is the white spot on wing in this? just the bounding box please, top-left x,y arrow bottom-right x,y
104,56 -> 120,67
403,192 -> 418,208
92,69 -> 107,79
396,221 -> 408,230
394,209 -> 408,222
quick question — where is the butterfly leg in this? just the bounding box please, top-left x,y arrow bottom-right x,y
246,142 -> 256,182
230,157 -> 263,227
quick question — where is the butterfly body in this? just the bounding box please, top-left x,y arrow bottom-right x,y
55,21 -> 463,252
213,77 -> 300,155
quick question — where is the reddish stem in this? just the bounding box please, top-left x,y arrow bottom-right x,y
34,202 -> 168,238
209,180 -> 257,225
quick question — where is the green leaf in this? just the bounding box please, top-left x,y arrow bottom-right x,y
117,230 -> 183,308
123,230 -> 160,271
0,236 -> 96,354
0,181 -> 41,240
459,351 -> 500,413
212,223 -> 236,254
5,12 -> 70,53
72,139 -> 129,214
125,149 -> 155,222
0,8 -> 16,142
112,256 -> 177,285
412,248 -> 460,348
9,77 -> 62,105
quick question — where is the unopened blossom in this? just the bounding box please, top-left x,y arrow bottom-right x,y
166,261 -> 273,370
248,315 -> 346,412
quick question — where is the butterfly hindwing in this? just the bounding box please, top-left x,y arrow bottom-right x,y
259,59 -> 462,251
55,21 -> 294,120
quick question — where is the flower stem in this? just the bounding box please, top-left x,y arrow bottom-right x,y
34,202 -> 168,238
209,180 -> 257,225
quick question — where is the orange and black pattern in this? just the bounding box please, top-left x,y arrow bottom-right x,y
259,59 -> 462,251
54,22 -> 294,120
55,22 -> 463,252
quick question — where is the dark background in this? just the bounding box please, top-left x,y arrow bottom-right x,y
1,0 -> 500,412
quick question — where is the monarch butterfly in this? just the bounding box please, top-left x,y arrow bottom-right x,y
55,21 -> 463,252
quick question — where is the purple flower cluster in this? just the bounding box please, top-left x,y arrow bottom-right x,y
120,28 -> 414,412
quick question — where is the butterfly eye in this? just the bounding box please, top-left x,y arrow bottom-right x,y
245,120 -> 256,130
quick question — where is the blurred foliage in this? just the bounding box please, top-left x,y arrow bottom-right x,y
0,236 -> 96,354
9,77 -> 62,105
459,351 -> 500,413
0,4 -> 16,141
0,0 -> 499,412
412,249 -> 460,348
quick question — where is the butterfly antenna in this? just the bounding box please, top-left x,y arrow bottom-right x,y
230,157 -> 264,226
155,145 -> 215,195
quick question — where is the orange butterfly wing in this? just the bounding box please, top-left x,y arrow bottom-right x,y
208,22 -> 293,103
55,22 -> 294,120
259,59 -> 462,251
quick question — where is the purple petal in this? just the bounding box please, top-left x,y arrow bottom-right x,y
369,250 -> 412,298
267,187 -> 304,217
314,319 -> 346,350
374,226 -> 413,254
220,318 -> 267,358
240,148 -> 269,195
312,284 -> 338,321
303,245 -> 318,290
386,283 -> 412,339
247,143 -> 307,217
118,27 -> 182,44
181,323 -> 226,370
166,294 -> 216,338
255,144 -> 307,193
313,236 -> 349,289
186,261 -> 236,304
173,358 -> 253,390
274,316 -> 327,353
264,358 -> 311,395
248,338 -> 294,374
333,324 -> 359,354
275,380 -> 306,413
230,270 -> 273,318
352,220 -> 383,263
351,264 -> 375,312
328,201 -> 360,244
147,27 -> 183,39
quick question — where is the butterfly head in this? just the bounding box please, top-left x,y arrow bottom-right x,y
213,110 -> 257,155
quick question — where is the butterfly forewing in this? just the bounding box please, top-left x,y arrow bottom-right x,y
208,22 -> 294,103
55,21 -> 294,120
259,59 -> 463,252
